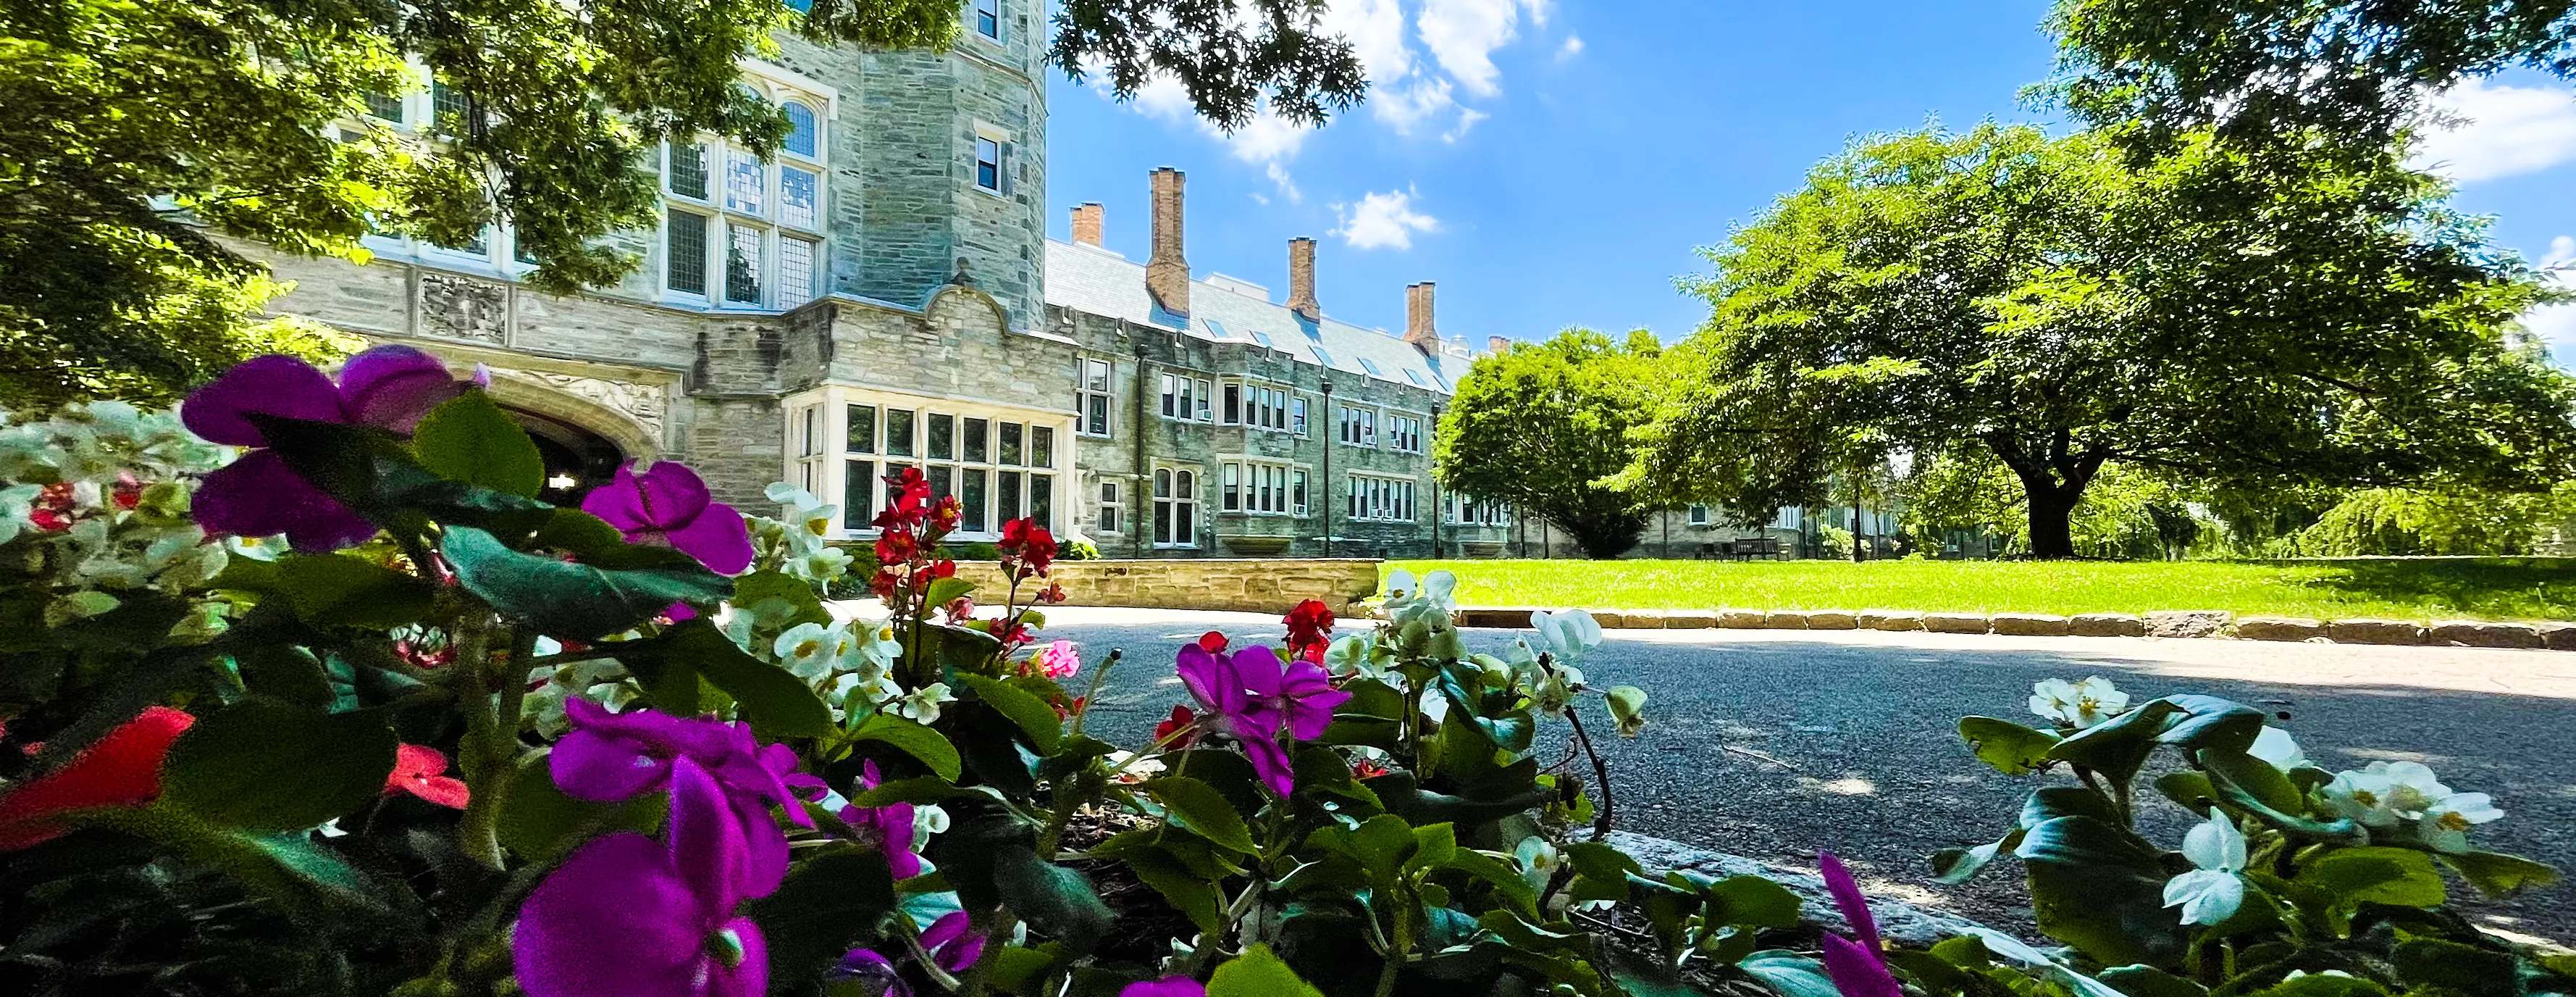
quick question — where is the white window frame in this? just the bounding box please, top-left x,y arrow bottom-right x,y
1077,358 -> 1113,438
1097,477 -> 1123,535
1385,412 -> 1425,454
1153,464 -> 1200,548
1218,459 -> 1301,515
1688,504 -> 1711,526
1338,405 -> 1378,447
781,385 -> 1073,541
1346,473 -> 1417,522
973,0 -> 1000,39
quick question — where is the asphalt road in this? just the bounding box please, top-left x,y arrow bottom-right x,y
1023,608 -> 2576,947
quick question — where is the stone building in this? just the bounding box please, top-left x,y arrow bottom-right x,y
245,0 -> 1506,558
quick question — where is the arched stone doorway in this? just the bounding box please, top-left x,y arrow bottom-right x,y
504,407 -> 626,504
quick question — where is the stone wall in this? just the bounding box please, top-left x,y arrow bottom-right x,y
950,558 -> 1384,613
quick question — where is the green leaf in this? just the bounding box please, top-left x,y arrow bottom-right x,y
161,700 -> 396,832
1113,842 -> 1225,933
960,673 -> 1063,755
1960,716 -> 2060,775
2097,964 -> 2209,997
1441,848 -> 1538,917
627,620 -> 832,738
80,806 -> 388,925
2392,938 -> 2517,997
2436,849 -> 2561,897
2150,695 -> 2267,754
745,844 -> 898,988
1931,831 -> 2024,885
2246,974 -> 2388,997
2045,699 -> 2179,788
2198,746 -> 2302,814
731,570 -> 833,629
993,844 -> 1114,952
1142,776 -> 1258,854
1604,685 -> 1648,738
1207,943 -> 1327,997
2013,815 -> 2187,968
442,525 -> 731,641
1737,951 -> 1841,997
1704,874 -> 1803,929
1407,821 -> 1457,871
849,713 -> 961,782
923,575 -> 976,609
274,554 -> 437,628
412,390 -> 544,497
2294,846 -> 2446,909
529,507 -> 626,554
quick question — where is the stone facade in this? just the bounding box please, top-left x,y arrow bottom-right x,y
247,0 -> 1498,562
951,558 -> 1381,613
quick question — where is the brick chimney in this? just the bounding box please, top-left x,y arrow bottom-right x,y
1404,282 -> 1437,351
1146,168 -> 1189,315
1285,237 -> 1320,320
1486,335 -> 1509,354
1070,202 -> 1102,246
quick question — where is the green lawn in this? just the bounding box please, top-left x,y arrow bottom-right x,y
1387,557 -> 2576,622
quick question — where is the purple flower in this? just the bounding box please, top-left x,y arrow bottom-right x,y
919,911 -> 985,973
1120,978 -> 1206,997
514,755 -> 770,997
582,461 -> 755,575
181,346 -> 466,550
1175,644 -> 1350,796
1816,852 -> 1902,997
550,699 -> 811,896
829,948 -> 910,997
837,760 -> 921,880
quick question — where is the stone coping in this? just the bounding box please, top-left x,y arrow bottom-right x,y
1448,606 -> 2576,651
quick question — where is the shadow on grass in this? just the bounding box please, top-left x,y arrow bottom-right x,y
2277,557 -> 2576,620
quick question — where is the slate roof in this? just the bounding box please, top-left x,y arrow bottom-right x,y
1042,238 -> 1472,394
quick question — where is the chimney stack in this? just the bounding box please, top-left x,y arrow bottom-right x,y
1404,282 -> 1438,351
1146,168 -> 1189,315
1070,202 -> 1102,246
1486,335 -> 1509,354
1286,238 -> 1320,320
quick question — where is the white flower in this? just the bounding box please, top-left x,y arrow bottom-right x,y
2323,767 -> 2399,827
2374,762 -> 2452,814
1515,835 -> 1560,891
1530,609 -> 1604,664
912,804 -> 952,840
1383,568 -> 1458,625
894,682 -> 954,723
2029,677 -> 2130,729
2418,793 -> 2504,854
1323,633 -> 1385,679
1534,664 -> 1585,717
772,622 -> 849,679
2162,809 -> 2249,925
850,676 -> 905,712
844,620 -> 902,679
2248,727 -> 2307,771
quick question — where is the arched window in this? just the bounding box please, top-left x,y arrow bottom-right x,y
783,101 -> 819,159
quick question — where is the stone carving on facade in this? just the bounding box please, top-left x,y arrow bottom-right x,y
417,272 -> 510,344
493,368 -> 669,441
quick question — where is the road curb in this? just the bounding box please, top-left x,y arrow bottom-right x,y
1449,606 -> 2572,650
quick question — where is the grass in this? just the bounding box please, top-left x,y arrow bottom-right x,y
1386,557 -> 2576,622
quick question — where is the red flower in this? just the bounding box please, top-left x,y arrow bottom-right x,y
111,472 -> 142,510
1352,759 -> 1390,780
1196,631 -> 1228,654
385,744 -> 470,809
1036,580 -> 1068,605
1153,705 -> 1199,746
0,706 -> 195,851
871,467 -> 931,531
999,518 -> 1057,577
1283,599 -> 1335,655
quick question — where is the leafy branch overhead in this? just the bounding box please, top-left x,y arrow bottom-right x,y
0,0 -> 1364,409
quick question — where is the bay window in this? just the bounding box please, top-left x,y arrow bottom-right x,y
793,388 -> 1070,540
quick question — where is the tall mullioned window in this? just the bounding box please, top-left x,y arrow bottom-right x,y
1348,475 -> 1417,522
1076,359 -> 1113,437
1154,467 -> 1199,547
661,88 -> 826,308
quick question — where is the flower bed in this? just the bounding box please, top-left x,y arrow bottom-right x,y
0,346 -> 2564,997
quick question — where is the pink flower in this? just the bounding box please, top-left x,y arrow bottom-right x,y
182,346 -> 469,550
0,706 -> 195,851
1036,640 -> 1081,679
580,462 -> 755,575
1817,853 -> 1901,997
386,744 -> 469,808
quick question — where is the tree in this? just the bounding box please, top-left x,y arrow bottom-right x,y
1645,123 -> 2576,559
0,0 -> 1362,410
2046,0 -> 2576,146
1437,329 -> 1667,559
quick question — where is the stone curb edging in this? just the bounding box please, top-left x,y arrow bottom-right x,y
1448,606 -> 2576,651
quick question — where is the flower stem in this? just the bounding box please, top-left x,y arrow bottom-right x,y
1564,704 -> 1616,839
451,610 -> 513,869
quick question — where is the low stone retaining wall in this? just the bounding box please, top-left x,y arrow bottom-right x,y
1450,606 -> 2576,650
952,558 -> 1380,614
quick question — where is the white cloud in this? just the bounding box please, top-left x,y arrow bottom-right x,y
2521,235 -> 2576,368
1556,34 -> 1583,61
1111,72 -> 1311,197
1418,0 -> 1536,98
1334,188 -> 1439,250
1444,108 -> 1488,143
2411,79 -> 2576,183
2546,234 -> 2576,268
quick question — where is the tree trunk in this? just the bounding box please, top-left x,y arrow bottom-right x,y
2026,485 -> 2078,559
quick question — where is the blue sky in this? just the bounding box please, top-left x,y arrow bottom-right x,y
1042,1 -> 2576,362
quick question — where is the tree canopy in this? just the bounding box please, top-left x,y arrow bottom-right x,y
0,0 -> 1362,410
1436,329 -> 1668,559
1643,123 -> 2576,559
2047,0 -> 2576,145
